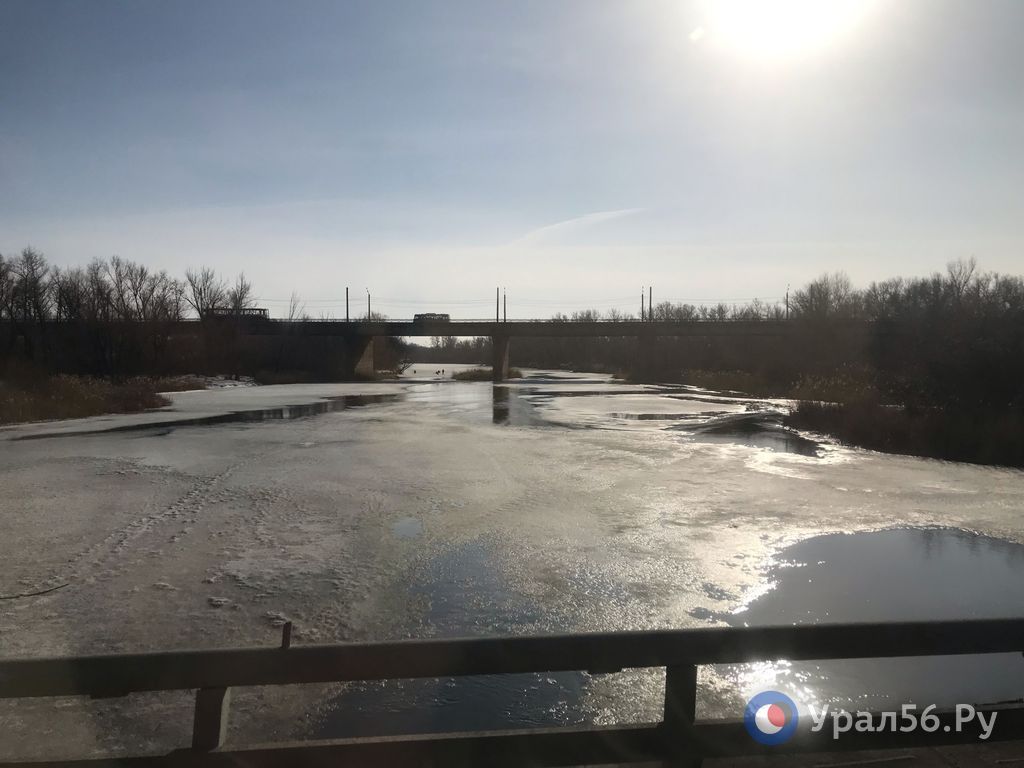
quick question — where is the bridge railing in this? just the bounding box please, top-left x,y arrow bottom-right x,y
1,619 -> 1023,766
29,316 -> 797,324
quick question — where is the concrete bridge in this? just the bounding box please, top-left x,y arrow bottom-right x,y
244,319 -> 792,381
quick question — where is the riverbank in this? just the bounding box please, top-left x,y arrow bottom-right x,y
641,368 -> 1024,469
0,374 -> 207,425
785,400 -> 1024,468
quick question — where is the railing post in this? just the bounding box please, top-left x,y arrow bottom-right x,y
192,686 -> 231,751
660,664 -> 702,767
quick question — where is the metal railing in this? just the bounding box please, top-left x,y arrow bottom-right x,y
1,619 -> 1023,766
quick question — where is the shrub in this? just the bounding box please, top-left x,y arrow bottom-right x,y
452,367 -> 523,381
0,375 -> 171,425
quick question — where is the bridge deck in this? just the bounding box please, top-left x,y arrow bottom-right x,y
245,318 -> 796,337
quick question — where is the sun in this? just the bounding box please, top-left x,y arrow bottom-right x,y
697,0 -> 874,60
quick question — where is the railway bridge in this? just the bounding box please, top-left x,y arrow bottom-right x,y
245,319 -> 793,381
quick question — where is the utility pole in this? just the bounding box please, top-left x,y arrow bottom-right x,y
649,287 -> 653,322
503,288 -> 507,323
496,286 -> 499,322
641,287 -> 645,322
366,288 -> 370,320
785,284 -> 790,320
345,287 -> 349,322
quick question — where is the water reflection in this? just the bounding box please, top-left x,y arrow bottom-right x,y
405,382 -> 541,427
317,540 -> 589,737
492,386 -> 509,424
714,528 -> 1024,711
15,394 -> 401,440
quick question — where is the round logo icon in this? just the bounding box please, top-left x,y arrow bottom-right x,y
744,691 -> 799,745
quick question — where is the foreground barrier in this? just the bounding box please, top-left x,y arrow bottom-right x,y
1,618 -> 1023,766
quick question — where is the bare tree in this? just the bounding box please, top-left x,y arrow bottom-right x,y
605,308 -> 636,322
125,261 -> 156,320
104,256 -> 134,320
286,291 -> 306,322
12,247 -> 52,322
946,257 -> 977,301
700,303 -> 730,321
84,259 -> 112,321
651,301 -> 698,321
0,254 -> 14,321
791,272 -> 859,319
185,267 -> 227,318
51,267 -> 88,321
862,277 -> 905,320
227,273 -> 255,312
152,274 -> 187,321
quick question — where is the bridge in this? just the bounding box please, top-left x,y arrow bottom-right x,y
239,319 -> 794,381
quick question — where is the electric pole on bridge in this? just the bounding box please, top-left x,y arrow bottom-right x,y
366,288 -> 371,320
346,287 -> 349,322
496,286 -> 500,322
503,288 -> 507,322
641,287 -> 645,322
649,286 -> 652,322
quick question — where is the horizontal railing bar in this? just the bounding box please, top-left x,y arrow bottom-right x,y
3,707 -> 1023,768
0,725 -> 665,767
2,619 -> 1023,699
6,726 -> 667,767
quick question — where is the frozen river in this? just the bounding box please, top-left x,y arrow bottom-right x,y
2,367 -> 1024,758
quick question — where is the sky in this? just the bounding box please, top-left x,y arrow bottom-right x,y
1,0 -> 1022,318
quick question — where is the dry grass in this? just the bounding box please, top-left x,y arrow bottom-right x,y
667,369 -> 790,397
0,375 -> 178,425
452,367 -> 523,381
148,375 -> 209,392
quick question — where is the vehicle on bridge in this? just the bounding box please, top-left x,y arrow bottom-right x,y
413,313 -> 450,322
207,307 -> 270,319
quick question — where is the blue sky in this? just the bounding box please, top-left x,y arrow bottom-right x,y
1,0 -> 1021,317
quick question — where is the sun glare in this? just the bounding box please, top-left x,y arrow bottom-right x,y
698,0 -> 873,60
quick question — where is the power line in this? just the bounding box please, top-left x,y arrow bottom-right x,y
254,294 -> 788,308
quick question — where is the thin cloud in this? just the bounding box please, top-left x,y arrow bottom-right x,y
509,208 -> 643,247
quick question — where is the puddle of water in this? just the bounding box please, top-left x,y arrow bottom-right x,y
391,517 -> 424,539
316,541 -> 589,737
324,528 -> 1024,736
15,394 -> 401,440
714,528 -> 1024,711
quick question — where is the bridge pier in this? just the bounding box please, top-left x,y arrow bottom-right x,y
347,336 -> 376,378
635,334 -> 659,382
492,335 -> 510,382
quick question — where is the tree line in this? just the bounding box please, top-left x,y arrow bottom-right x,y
4,247 -> 1023,417
507,259 -> 1024,408
0,247 -> 260,323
